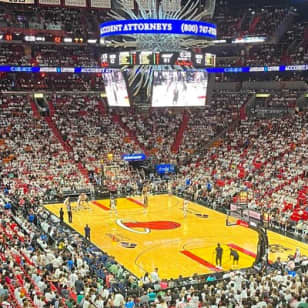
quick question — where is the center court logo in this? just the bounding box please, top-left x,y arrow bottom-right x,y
116,219 -> 181,234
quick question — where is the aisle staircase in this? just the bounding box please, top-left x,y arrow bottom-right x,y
171,112 -> 189,153
30,98 -> 40,119
44,115 -> 89,181
44,116 -> 72,153
47,100 -> 56,117
249,16 -> 261,34
77,162 -> 90,181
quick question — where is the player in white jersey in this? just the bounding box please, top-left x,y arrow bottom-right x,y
110,197 -> 117,214
183,199 -> 189,217
77,193 -> 89,210
168,181 -> 173,196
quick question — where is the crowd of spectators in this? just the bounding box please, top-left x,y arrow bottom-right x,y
0,4 -> 99,39
0,95 -> 89,200
0,192 -> 141,307
121,110 -> 182,164
0,44 -> 29,66
47,94 -> 144,191
0,73 -> 105,92
286,22 -> 308,65
179,90 -> 249,159
171,111 -> 308,238
212,1 -> 291,39
31,45 -> 100,67
0,44 -> 102,67
214,18 -> 307,69
250,7 -> 290,37
250,89 -> 299,119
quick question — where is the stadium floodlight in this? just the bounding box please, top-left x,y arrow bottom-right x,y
36,36 -> 45,42
64,37 -> 73,43
25,35 -> 36,42
256,94 -> 271,98
87,39 -> 97,44
34,93 -> 44,98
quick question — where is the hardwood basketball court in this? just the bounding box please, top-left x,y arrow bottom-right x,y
45,194 -> 308,279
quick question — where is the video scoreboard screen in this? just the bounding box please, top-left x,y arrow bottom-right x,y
100,51 -> 215,67
102,69 -> 130,107
152,69 -> 208,107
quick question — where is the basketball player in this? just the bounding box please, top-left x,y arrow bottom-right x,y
110,197 -> 117,214
77,193 -> 89,210
112,84 -> 119,105
215,243 -> 223,268
76,194 -> 82,211
230,248 -> 239,266
142,184 -> 148,201
183,199 -> 189,217
173,86 -> 179,105
168,181 -> 173,196
84,193 -> 90,209
143,192 -> 149,213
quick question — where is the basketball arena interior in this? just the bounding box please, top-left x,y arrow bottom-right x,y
0,0 -> 308,307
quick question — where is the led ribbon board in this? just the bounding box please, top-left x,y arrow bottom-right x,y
100,19 -> 217,39
1,64 -> 308,74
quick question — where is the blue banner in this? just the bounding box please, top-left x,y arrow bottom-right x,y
122,153 -> 146,161
156,164 -> 175,174
100,19 -> 217,39
0,64 -> 308,74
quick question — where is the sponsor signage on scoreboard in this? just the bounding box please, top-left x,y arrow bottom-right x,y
100,19 -> 217,39
122,153 -> 146,161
